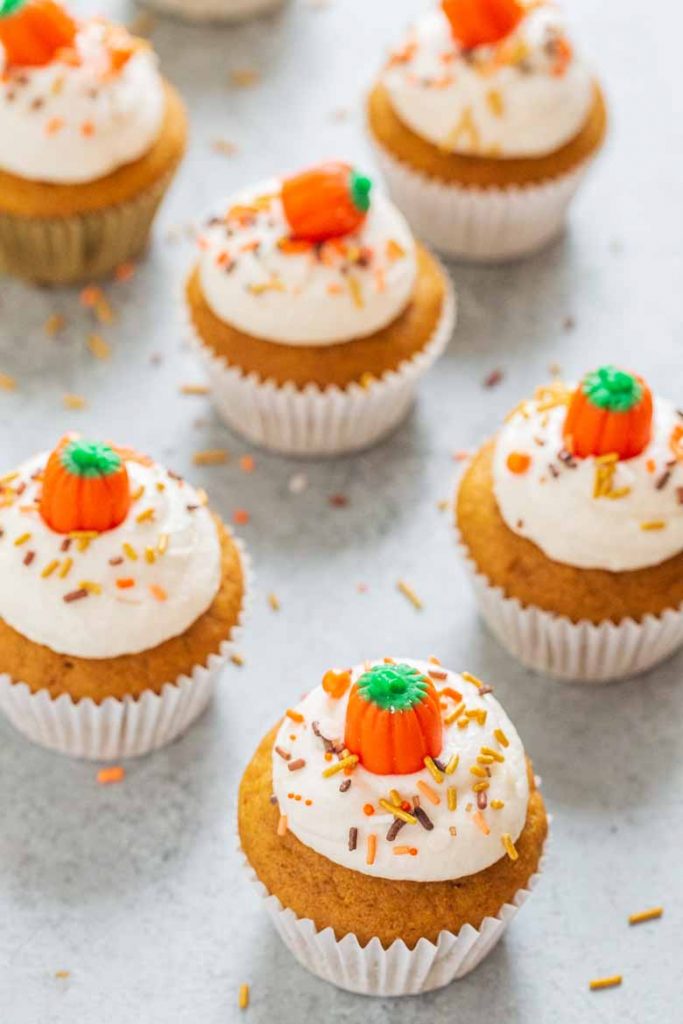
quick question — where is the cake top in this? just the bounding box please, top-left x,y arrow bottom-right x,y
493,367 -> 683,571
0,435 -> 221,659
197,162 -> 418,347
0,0 -> 164,183
381,0 -> 594,159
271,658 -> 529,882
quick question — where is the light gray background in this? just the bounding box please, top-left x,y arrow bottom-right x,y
0,0 -> 681,1020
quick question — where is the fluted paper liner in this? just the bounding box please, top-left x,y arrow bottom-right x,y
188,271 -> 456,457
0,165 -> 176,285
243,827 -> 547,996
457,535 -> 683,683
0,535 -> 251,759
140,0 -> 283,22
371,140 -> 592,263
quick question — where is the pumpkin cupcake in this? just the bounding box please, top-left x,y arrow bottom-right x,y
186,161 -> 456,456
0,0 -> 187,284
0,434 -> 248,758
368,0 -> 607,261
140,0 -> 283,24
456,367 -> 683,682
239,658 -> 547,995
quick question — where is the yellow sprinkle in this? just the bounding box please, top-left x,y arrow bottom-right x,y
447,786 -> 457,811
193,449 -> 228,466
494,728 -> 509,748
13,532 -> 31,546
457,717 -> 470,730
477,754 -> 495,765
277,814 -> 288,837
136,507 -> 156,524
501,833 -> 518,861
41,559 -> 60,578
389,789 -> 402,806
0,373 -> 17,392
379,799 -> 417,825
472,781 -> 490,792
87,333 -> 111,360
589,975 -> 622,992
130,485 -> 144,502
348,275 -> 364,308
268,592 -> 281,612
444,702 -> 465,726
68,530 -> 98,539
640,520 -> 666,531
470,765 -> 488,778
58,557 -> 73,579
238,983 -> 249,1010
122,543 -> 138,561
486,88 -> 504,117
423,756 -> 444,784
445,753 -> 459,775
231,652 -> 245,667
417,780 -> 440,806
466,708 -> 487,726
78,580 -> 102,595
180,383 -> 210,396
628,906 -> 663,926
462,671 -> 485,689
490,800 -> 505,810
145,546 -> 156,564
481,746 -> 505,762
397,579 -> 422,610
230,67 -> 261,88
0,471 -> 18,485
63,393 -> 87,410
322,754 -> 359,778
359,371 -> 376,389
157,533 -> 169,555
44,313 -> 66,337
76,537 -> 91,553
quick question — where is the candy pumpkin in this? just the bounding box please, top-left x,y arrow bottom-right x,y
40,437 -> 131,534
0,0 -> 76,69
344,663 -> 443,776
441,0 -> 524,50
281,162 -> 372,243
563,366 -> 653,460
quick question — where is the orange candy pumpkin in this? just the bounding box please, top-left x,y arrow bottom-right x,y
281,162 -> 372,243
563,366 -> 653,460
0,0 -> 76,69
344,663 -> 443,776
441,0 -> 524,49
40,436 -> 131,534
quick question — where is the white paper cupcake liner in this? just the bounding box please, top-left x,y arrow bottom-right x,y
371,140 -> 592,263
244,827 -> 547,996
188,271 -> 456,457
139,0 -> 283,22
0,535 -> 252,760
458,537 -> 683,683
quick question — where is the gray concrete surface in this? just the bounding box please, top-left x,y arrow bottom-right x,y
1,0 -> 681,1020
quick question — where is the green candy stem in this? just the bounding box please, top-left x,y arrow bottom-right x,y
349,169 -> 372,214
60,440 -> 122,479
356,662 -> 429,712
583,365 -> 642,413
0,0 -> 28,18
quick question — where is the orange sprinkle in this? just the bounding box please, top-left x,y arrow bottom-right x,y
366,834 -> 377,866
506,452 -> 531,474
473,811 -> 490,836
494,728 -> 509,748
80,120 -> 95,137
393,846 -> 418,856
239,455 -> 255,473
286,709 -> 304,723
233,508 -> 250,526
115,578 -> 135,589
417,780 -> 440,806
97,765 -> 125,785
115,262 -> 136,282
79,285 -> 102,308
363,803 -> 375,816
149,584 -> 167,602
277,814 -> 288,837
45,116 -> 64,135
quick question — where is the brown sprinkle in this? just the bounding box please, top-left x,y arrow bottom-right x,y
63,588 -> 88,603
348,827 -> 358,851
287,758 -> 306,772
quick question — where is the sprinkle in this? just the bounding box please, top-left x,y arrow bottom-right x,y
54,970 -> 70,979
230,67 -> 260,87
14,532 -> 31,546
389,789 -> 401,806
230,653 -> 245,667
322,754 -> 358,778
23,551 -> 35,566
287,758 -> 306,773
490,800 -> 505,810
366,834 -> 377,865
63,393 -> 86,410
145,547 -> 156,564
45,116 -> 64,135
417,780 -> 440,806
470,765 -> 488,778
386,818 -> 405,842
79,285 -> 101,308
397,579 -> 422,610
286,708 -> 304,723
494,728 -> 509,748
628,907 -> 663,926
413,806 -> 434,831
480,746 -> 505,762
63,588 -> 88,603
233,508 -> 250,526
445,753 -> 459,775
116,577 -> 136,589
136,507 -> 156,524
473,781 -> 490,793
444,702 -> 465,726
97,765 -> 125,785
44,313 -> 66,336
58,557 -> 73,579
501,833 -> 518,861
267,592 -> 281,612
589,976 -> 622,992
640,520 -> 666,531
462,671 -> 486,690
393,846 -> 418,856
123,543 -> 138,561
41,559 -> 59,578
115,262 -> 136,282
363,803 -> 375,816
473,811 -> 490,835
423,756 -> 444,783
239,455 -> 255,473
348,827 -> 358,851
477,755 -> 495,765
386,239 -> 406,262
328,493 -> 348,508
157,534 -> 169,555
447,786 -> 457,811
87,333 -> 110,360
0,373 -> 17,392
339,779 -> 351,793
466,708 -> 488,726
486,89 -> 504,117
238,983 -> 249,1010
275,746 -> 291,761
193,449 -> 228,466
277,814 -> 288,836
379,799 -> 417,825
149,585 -> 167,602
78,580 -> 102,595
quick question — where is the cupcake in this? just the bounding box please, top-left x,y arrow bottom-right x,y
0,0 -> 187,284
239,658 -> 547,995
368,0 -> 607,261
186,161 -> 456,456
140,0 -> 283,24
0,434 -> 248,758
456,367 -> 683,682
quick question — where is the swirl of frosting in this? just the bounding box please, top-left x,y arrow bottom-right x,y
382,4 -> 594,159
0,20 -> 165,184
197,180 -> 417,346
0,451 -> 221,658
272,660 -> 529,882
493,385 -> 683,571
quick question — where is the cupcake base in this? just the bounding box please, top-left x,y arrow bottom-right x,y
189,268 -> 456,457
